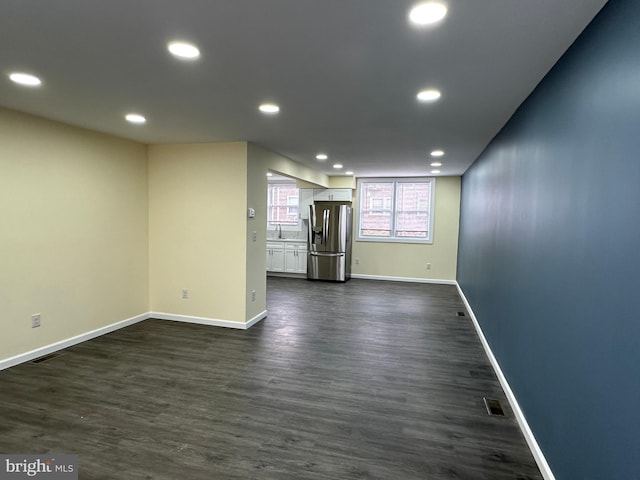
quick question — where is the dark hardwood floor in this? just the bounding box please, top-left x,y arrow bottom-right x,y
0,278 -> 543,479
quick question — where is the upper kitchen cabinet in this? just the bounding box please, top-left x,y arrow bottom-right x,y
298,189 -> 315,219
313,188 -> 352,202
298,188 -> 353,219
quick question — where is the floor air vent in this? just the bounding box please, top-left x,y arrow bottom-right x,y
31,353 -> 62,364
483,397 -> 506,417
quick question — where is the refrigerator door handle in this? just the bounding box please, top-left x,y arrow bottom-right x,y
309,252 -> 345,257
323,209 -> 330,245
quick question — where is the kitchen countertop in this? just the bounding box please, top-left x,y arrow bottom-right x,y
266,238 -> 307,244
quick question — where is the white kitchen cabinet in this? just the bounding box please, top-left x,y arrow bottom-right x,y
298,189 -> 314,219
267,241 -> 307,274
313,188 -> 352,202
266,243 -> 285,272
284,243 -> 307,274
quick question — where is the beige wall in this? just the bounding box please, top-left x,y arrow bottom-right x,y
148,142 -> 250,323
148,142 -> 320,323
255,143 -> 329,187
328,176 -> 356,189
0,107 -> 149,359
245,148 -> 268,320
352,176 -> 461,281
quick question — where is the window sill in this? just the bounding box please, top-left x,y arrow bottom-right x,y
355,237 -> 433,245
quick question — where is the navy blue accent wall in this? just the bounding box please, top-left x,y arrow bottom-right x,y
457,1 -> 640,478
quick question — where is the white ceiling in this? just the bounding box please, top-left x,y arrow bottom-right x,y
0,0 -> 607,178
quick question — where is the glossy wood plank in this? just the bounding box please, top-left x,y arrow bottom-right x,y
0,278 -> 543,479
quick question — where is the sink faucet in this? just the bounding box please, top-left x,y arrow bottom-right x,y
277,224 -> 282,239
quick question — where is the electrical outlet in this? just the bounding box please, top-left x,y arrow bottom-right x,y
182,289 -> 189,299
252,231 -> 257,242
355,258 -> 360,265
426,263 -> 431,270
32,314 -> 41,328
251,290 -> 256,302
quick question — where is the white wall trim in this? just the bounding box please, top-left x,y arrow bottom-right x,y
455,282 -> 556,480
150,311 -> 267,330
1,309 -> 270,372
266,272 -> 306,279
246,310 -> 269,328
0,312 -> 149,371
351,273 -> 456,285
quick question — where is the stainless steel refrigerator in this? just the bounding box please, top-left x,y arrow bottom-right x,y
307,202 -> 352,282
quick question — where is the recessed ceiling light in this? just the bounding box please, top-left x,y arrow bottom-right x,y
333,164 -> 343,169
167,41 -> 200,59
430,170 -> 441,174
316,153 -> 328,160
430,149 -> 445,157
125,113 -> 146,124
409,2 -> 448,25
259,103 -> 280,114
9,72 -> 42,87
430,162 -> 442,167
345,171 -> 354,175
417,89 -> 441,102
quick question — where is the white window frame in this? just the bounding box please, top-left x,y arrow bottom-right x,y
286,195 -> 298,216
267,182 -> 300,229
356,177 -> 435,244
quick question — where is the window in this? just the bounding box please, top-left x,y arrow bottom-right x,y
286,195 -> 298,215
357,178 -> 435,243
267,183 -> 299,226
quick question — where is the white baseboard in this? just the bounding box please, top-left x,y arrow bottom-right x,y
351,273 -> 456,285
1,309 -> 269,371
267,272 -> 306,279
0,312 -> 149,371
246,310 -> 269,328
455,282 -> 555,480
150,310 -> 267,330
